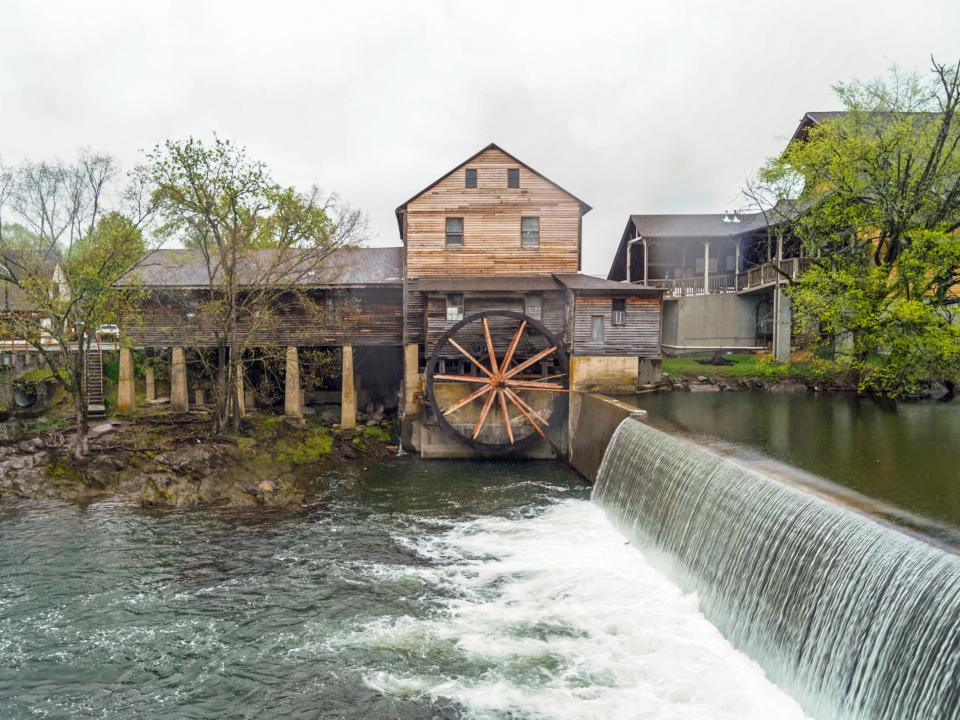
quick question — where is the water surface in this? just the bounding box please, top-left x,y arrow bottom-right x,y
625,391 -> 960,534
0,459 -> 807,719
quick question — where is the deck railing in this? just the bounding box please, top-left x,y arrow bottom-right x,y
644,257 -> 811,298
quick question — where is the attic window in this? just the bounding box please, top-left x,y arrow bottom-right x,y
465,168 -> 477,188
445,217 -> 464,247
612,298 -> 626,326
507,168 -> 520,188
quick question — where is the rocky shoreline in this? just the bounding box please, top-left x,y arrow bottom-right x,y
660,374 -> 957,401
0,413 -> 399,508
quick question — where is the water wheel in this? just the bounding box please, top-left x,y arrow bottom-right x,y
425,310 -> 569,454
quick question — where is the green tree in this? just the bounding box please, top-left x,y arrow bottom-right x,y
143,135 -> 366,433
0,153 -> 154,456
750,57 -> 960,395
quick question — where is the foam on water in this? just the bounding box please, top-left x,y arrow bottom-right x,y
351,500 -> 809,720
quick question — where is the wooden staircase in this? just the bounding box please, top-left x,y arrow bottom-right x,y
86,340 -> 105,417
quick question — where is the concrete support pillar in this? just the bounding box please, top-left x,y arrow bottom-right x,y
235,365 -> 246,417
117,347 -> 135,414
735,239 -> 742,285
703,241 -> 710,294
284,346 -> 302,420
145,366 -> 156,403
773,286 -> 793,363
341,344 -> 357,429
402,343 -> 420,416
171,346 -> 189,412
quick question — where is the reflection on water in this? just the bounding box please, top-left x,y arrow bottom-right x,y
625,391 -> 960,532
0,459 -> 807,720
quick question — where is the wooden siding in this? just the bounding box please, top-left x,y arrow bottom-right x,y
124,288 -> 403,348
405,148 -> 583,277
571,295 -> 661,358
424,291 -> 567,357
403,279 -> 426,344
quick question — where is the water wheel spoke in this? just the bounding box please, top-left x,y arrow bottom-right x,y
496,389 -> 514,444
503,346 -> 557,380
504,389 -> 549,442
433,374 -> 490,384
448,338 -> 495,379
442,384 -> 493,416
503,387 -> 549,427
482,318 -> 499,375
505,380 -> 572,392
500,321 -> 527,372
472,389 -> 498,439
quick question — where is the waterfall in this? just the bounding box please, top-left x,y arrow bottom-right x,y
593,418 -> 960,720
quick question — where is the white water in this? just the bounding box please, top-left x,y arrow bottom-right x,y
351,500 -> 809,720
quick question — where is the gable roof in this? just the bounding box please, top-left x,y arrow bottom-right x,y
123,246 -> 403,289
394,143 -> 592,236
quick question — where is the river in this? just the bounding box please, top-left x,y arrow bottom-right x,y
0,459 -> 808,719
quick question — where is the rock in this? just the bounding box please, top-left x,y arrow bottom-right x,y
689,383 -> 720,393
918,381 -> 950,401
697,375 -> 708,382
769,380 -> 808,394
90,422 -> 116,438
672,383 -> 686,391
257,480 -> 275,493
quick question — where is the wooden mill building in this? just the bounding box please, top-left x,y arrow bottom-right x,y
118,143 -> 664,456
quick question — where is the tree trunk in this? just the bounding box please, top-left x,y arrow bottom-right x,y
72,351 -> 89,459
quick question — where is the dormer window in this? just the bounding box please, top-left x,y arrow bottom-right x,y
465,168 -> 477,188
507,168 -> 520,188
445,217 -> 464,247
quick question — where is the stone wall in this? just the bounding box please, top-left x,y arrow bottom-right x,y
661,291 -> 772,352
567,393 -> 643,483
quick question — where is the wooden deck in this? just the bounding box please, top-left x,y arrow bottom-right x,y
644,257 -> 811,298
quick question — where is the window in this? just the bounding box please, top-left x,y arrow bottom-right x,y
524,293 -> 542,320
465,168 -> 477,188
446,293 -> 464,322
445,217 -> 464,247
521,217 -> 540,247
612,299 -> 626,326
591,315 -> 605,342
507,168 -> 520,188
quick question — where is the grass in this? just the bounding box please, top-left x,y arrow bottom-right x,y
662,353 -> 817,381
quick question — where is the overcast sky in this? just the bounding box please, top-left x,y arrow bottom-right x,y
1,1 -> 957,274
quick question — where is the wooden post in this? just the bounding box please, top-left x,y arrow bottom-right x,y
284,346 -> 302,420
341,344 -> 357,429
145,366 -> 156,403
642,237 -> 649,286
117,347 -> 135,414
170,347 -> 189,413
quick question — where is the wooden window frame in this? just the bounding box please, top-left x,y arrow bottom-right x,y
524,293 -> 542,320
612,298 -> 626,326
445,217 -> 464,247
507,168 -> 520,188
521,216 -> 540,247
446,293 -> 464,322
465,168 -> 477,188
590,315 -> 605,342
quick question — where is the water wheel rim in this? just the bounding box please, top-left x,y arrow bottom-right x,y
425,310 -> 568,454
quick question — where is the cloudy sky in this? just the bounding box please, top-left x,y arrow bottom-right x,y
1,1 -> 957,274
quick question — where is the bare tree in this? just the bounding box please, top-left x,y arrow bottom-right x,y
143,136 -> 368,433
0,152 -> 156,457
